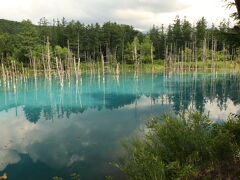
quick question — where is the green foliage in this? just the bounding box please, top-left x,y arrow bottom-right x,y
196,17 -> 207,47
124,37 -> 140,63
116,112 -> 240,180
102,22 -> 123,51
51,173 -> 80,180
0,19 -> 21,34
124,42 -> 134,63
224,0 -> 240,21
172,16 -> 184,48
141,36 -> 154,63
105,176 -> 114,180
235,48 -> 240,63
182,18 -> 192,43
0,33 -> 15,58
184,48 -> 192,62
38,17 -> 51,43
14,20 -> 39,63
52,177 -> 63,180
0,15 -> 239,66
124,36 -> 154,64
70,173 -> 80,180
55,45 -> 68,60
177,60 -> 236,69
149,25 -> 165,59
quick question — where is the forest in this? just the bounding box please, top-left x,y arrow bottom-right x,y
0,15 -> 240,69
1,1 -> 240,180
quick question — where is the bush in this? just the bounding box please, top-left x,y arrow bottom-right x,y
115,112 -> 240,180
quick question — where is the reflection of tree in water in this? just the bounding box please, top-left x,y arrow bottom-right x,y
57,105 -> 87,119
23,105 -> 57,123
194,85 -> 206,112
168,74 -> 240,113
1,73 -> 240,123
43,106 -> 54,121
23,106 -> 42,123
97,93 -> 140,110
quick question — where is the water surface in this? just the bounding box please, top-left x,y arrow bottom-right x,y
0,72 -> 240,180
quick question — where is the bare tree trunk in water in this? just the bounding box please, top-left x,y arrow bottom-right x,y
203,38 -> 207,70
47,37 -> 51,79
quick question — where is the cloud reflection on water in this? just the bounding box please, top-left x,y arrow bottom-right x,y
0,72 -> 240,179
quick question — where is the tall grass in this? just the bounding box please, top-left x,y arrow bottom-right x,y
175,60 -> 239,70
115,112 -> 240,180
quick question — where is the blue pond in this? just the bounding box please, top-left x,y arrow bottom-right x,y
0,72 -> 240,180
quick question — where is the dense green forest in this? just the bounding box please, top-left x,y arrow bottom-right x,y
0,16 -> 240,67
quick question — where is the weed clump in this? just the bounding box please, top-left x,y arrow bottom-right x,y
115,112 -> 240,180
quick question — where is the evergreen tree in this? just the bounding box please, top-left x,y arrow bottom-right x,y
167,25 -> 174,44
0,33 -> 14,59
196,17 -> 207,48
172,16 -> 183,49
149,25 -> 161,59
38,17 -> 51,43
14,20 -> 39,63
141,36 -> 154,63
182,18 -> 192,43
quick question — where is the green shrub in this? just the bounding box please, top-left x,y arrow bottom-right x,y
115,112 -> 240,180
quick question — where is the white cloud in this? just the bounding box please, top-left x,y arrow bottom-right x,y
0,150 -> 21,171
204,98 -> 240,121
0,0 -> 235,30
0,103 -> 146,170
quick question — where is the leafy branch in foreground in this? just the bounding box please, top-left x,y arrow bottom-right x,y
115,112 -> 240,180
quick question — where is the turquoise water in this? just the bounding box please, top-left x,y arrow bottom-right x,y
0,72 -> 240,180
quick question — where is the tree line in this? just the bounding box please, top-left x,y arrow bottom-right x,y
0,16 -> 240,67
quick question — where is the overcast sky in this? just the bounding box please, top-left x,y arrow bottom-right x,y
0,0 -> 235,31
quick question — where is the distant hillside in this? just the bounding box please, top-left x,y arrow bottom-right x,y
0,19 -> 21,34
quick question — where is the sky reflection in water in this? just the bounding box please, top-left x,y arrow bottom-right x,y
0,72 -> 240,180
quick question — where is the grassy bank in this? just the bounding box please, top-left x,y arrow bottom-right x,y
115,112 -> 240,180
63,60 -> 240,74
173,60 -> 240,70
1,60 -> 240,77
